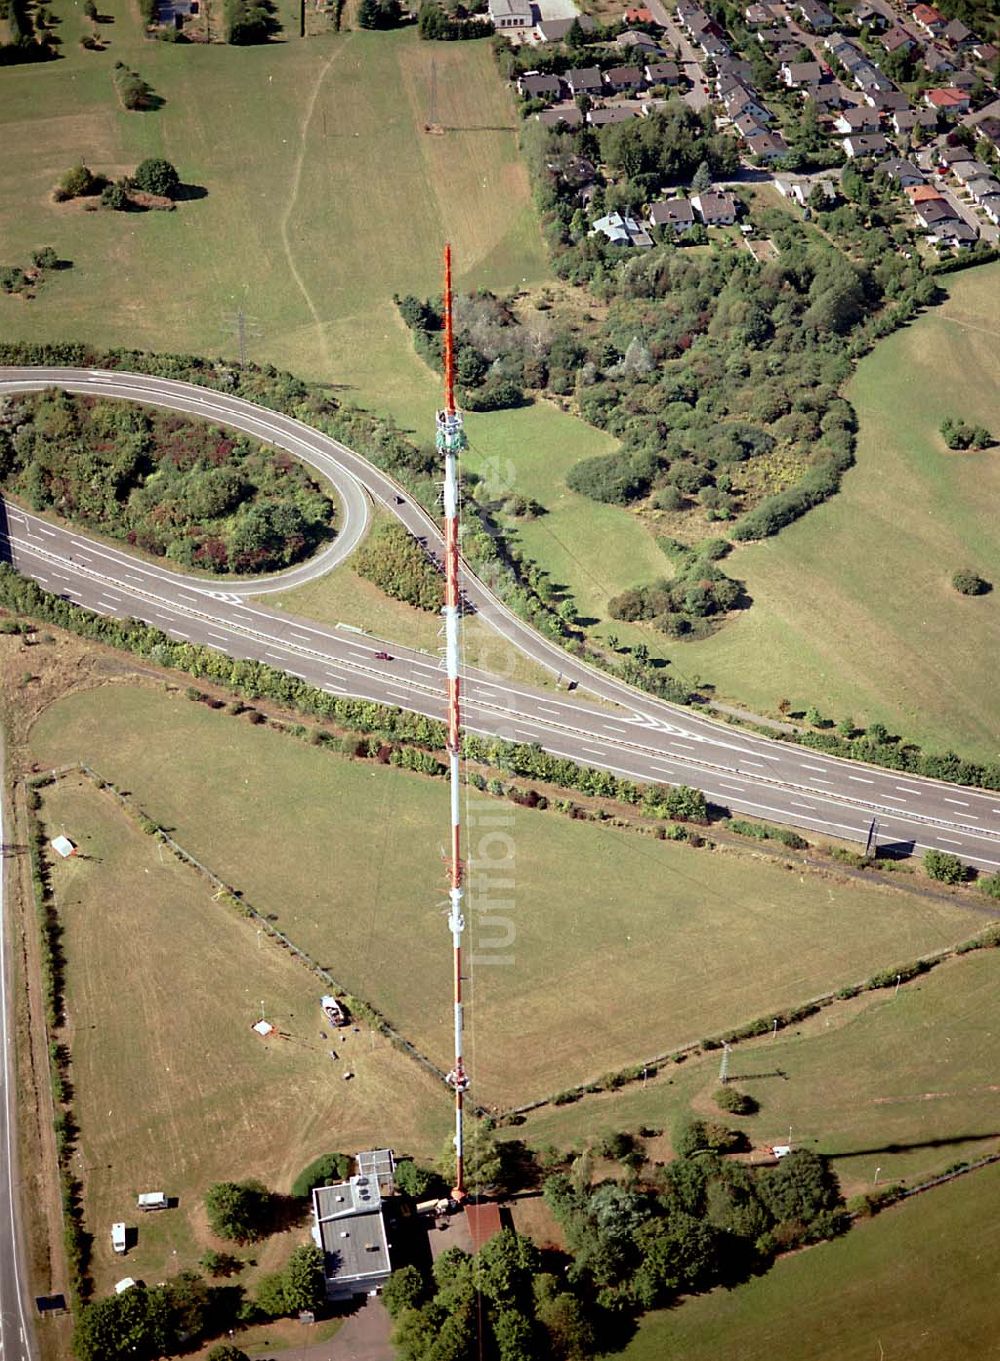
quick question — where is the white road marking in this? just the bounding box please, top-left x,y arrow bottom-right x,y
801,763 -> 829,773
848,775 -> 874,784
944,798 -> 970,807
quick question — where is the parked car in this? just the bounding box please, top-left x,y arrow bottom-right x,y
374,651 -> 393,661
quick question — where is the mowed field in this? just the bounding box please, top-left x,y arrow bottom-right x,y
511,947 -> 1000,1196
30,683 -> 992,1108
663,265 -> 1000,761
42,773 -> 449,1297
624,1160 -> 1000,1361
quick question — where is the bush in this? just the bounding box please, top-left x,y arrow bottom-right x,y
59,163 -> 100,198
952,569 -> 991,596
941,417 -> 993,450
715,1087 -> 758,1115
923,849 -> 968,884
291,1151 -> 351,1199
204,1179 -> 273,1242
31,245 -> 59,270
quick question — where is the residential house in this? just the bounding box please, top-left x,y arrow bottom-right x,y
975,116 -> 1000,152
876,156 -> 924,185
604,64 -> 646,93
951,158 -> 992,183
825,34 -> 866,69
488,0 -> 531,28
933,221 -> 978,246
747,130 -> 790,159
698,30 -> 730,57
724,87 -> 773,123
591,211 -> 654,246
744,3 -> 772,25
904,182 -> 946,202
803,81 -> 845,109
535,15 -> 596,41
537,105 -> 584,128
623,5 -> 657,22
781,60 -> 824,87
518,73 -> 564,101
925,87 -> 971,114
776,174 -> 837,205
948,69 -> 977,92
796,0 -> 834,29
880,26 -> 918,55
692,189 -> 738,225
716,55 -> 756,84
893,107 -> 938,135
922,42 -> 956,74
852,0 -> 894,29
971,41 -> 998,64
862,87 -> 910,111
912,3 -> 946,36
834,106 -> 880,134
978,194 -> 1000,225
852,63 -> 895,94
645,60 -> 683,84
648,197 -> 696,230
913,197 -> 960,227
940,143 -> 975,165
588,106 -> 639,125
966,175 -> 1000,202
617,29 -> 663,53
942,17 -> 972,46
566,67 -> 606,97
843,132 -> 890,156
734,109 -> 770,137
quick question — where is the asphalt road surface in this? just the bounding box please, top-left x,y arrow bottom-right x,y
1,368 -> 998,873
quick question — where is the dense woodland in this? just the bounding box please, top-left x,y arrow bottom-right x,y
0,389 -> 334,573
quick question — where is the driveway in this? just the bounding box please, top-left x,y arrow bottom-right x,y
250,1299 -> 393,1361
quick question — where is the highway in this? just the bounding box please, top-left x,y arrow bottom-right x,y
0,367 -> 997,873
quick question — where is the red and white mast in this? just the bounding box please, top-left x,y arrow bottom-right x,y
438,243 -> 470,1200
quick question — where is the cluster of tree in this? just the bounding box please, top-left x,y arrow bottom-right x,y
924,849 -> 971,884
952,569 -> 992,596
73,1272 -> 228,1361
544,1143 -> 846,1314
355,520 -> 444,610
0,0 -> 57,64
395,291 -> 532,410
205,1179 -> 275,1242
607,537 -> 744,635
253,1244 -> 326,1319
224,0 -> 278,43
358,0 -> 402,27
417,1 -> 493,40
112,61 -> 156,110
54,157 -> 182,210
386,1231 -> 594,1361
941,416 -> 993,450
0,388 -> 332,572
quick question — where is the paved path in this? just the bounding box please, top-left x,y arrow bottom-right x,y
249,1300 -> 392,1361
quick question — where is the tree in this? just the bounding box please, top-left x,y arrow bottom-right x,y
357,0 -> 380,25
207,1347 -> 252,1361
132,156 -> 180,198
691,159 -> 712,192
383,1264 -> 428,1318
291,1151 -> 352,1198
83,0 -> 98,14
394,1158 -> 442,1199
439,1124 -> 504,1192
101,179 -> 131,211
282,1244 -> 325,1312
204,1179 -> 273,1243
254,1271 -> 290,1319
31,245 -> 59,270
59,163 -> 98,198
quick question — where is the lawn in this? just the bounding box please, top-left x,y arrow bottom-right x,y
623,1160 -> 1000,1361
654,264 -> 1000,761
42,773 -> 449,1297
510,947 -> 1000,1196
30,682 -> 992,1108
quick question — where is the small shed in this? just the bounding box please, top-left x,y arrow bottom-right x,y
51,836 -> 76,859
252,1019 -> 276,1038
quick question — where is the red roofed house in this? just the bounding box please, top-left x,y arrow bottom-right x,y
912,3 -> 945,35
925,87 -> 970,113
904,183 -> 946,202
624,6 -> 657,21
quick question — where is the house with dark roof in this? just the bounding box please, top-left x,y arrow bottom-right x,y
780,60 -> 824,87
923,42 -> 956,73
975,117 -> 1000,152
796,0 -> 834,30
893,107 -> 938,135
518,72 -> 564,101
834,106 -> 880,134
843,132 -> 890,157
591,211 -> 654,246
913,197 -> 960,227
536,14 -> 596,41
966,175 -> 1000,203
880,25 -> 918,54
942,17 -> 972,46
587,105 -> 638,125
645,59 -> 682,84
862,87 -> 909,111
747,130 -> 789,160
876,156 -> 924,185
648,197 -> 696,230
692,189 -> 738,225
566,67 -> 606,97
734,109 -> 770,137
537,105 -> 584,128
951,158 -> 992,183
604,64 -> 646,92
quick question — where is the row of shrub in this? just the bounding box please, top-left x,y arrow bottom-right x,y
24,776 -> 92,1306
724,818 -> 808,850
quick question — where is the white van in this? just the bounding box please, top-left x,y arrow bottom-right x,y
111,1222 -> 127,1254
137,1192 -> 168,1211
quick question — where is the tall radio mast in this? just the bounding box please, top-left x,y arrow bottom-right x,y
437,244 -> 469,1200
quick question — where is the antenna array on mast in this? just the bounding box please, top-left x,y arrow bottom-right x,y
437,243 -> 469,1201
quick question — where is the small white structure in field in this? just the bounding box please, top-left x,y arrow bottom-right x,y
114,1278 -> 137,1294
771,1144 -> 793,1159
111,1222 -> 127,1253
137,1192 -> 168,1211
252,1019 -> 276,1038
51,836 -> 76,859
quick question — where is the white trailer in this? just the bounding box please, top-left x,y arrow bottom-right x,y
111,1222 -> 127,1254
137,1192 -> 168,1211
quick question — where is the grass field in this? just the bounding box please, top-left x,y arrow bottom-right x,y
30,682 -> 992,1108
42,773 -> 449,1297
623,1160 -> 1000,1361
510,947 -> 1000,1196
652,265 -> 1000,761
